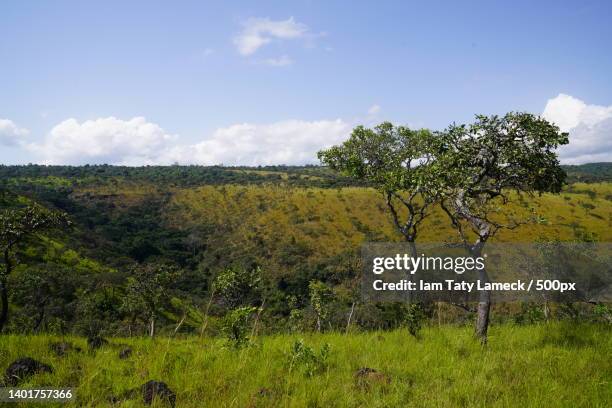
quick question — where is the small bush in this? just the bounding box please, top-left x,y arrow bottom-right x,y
288,339 -> 331,377
221,306 -> 258,347
593,304 -> 611,323
405,303 -> 425,337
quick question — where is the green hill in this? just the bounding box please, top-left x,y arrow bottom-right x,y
0,164 -> 611,336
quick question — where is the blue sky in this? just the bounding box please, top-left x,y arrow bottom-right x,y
1,0 -> 611,165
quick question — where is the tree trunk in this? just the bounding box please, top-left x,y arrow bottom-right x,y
0,249 -> 12,333
445,194 -> 494,344
469,242 -> 491,344
406,239 -> 417,304
250,298 -> 266,339
475,294 -> 491,344
200,285 -> 216,338
149,317 -> 155,338
345,302 -> 355,334
475,263 -> 491,344
173,313 -> 187,337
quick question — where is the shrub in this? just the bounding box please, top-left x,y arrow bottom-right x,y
221,306 -> 258,347
288,339 -> 331,377
215,266 -> 262,309
309,281 -> 334,332
593,303 -> 611,323
404,303 -> 425,337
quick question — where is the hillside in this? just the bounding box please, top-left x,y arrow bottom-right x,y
562,162 -> 612,183
0,164 -> 611,335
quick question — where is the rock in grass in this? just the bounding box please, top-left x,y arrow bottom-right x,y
118,347 -> 132,359
49,341 -> 80,356
4,358 -> 53,386
141,380 -> 176,407
354,367 -> 390,389
87,335 -> 108,350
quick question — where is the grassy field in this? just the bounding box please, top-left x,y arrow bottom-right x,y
1,323 -> 610,407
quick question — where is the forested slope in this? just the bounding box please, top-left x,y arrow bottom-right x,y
1,164 -> 611,335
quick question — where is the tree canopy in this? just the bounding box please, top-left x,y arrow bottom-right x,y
436,112 -> 569,244
318,123 -> 441,244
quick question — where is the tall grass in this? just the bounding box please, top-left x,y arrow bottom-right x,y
1,323 -> 610,407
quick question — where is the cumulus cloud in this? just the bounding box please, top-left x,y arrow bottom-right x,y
233,17 -> 309,56
542,93 -> 612,164
0,118 -> 29,146
28,116 -> 350,166
163,119 -> 351,166
29,117 -> 177,165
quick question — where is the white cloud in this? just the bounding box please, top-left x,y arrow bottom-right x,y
163,119 -> 351,166
28,116 -> 350,166
542,93 -> 612,164
233,17 -> 309,56
29,117 -> 177,165
261,55 -> 293,67
367,104 -> 381,115
0,118 -> 28,146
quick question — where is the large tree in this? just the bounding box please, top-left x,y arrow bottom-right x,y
436,113 -> 568,343
318,122 -> 441,255
319,123 -> 443,312
0,204 -> 69,332
319,115 -> 568,344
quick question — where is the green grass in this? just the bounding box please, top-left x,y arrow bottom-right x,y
1,323 -> 610,407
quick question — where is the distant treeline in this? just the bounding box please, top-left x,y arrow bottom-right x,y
561,162 -> 612,183
0,164 -> 365,188
2,162 -> 610,187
